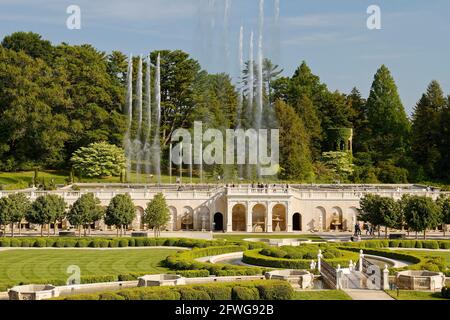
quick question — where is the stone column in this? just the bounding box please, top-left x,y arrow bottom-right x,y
226,202 -> 233,233
246,202 -> 252,233
266,202 -> 273,233
286,202 -> 293,232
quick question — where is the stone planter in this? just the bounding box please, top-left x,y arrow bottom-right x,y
138,274 -> 186,287
8,285 -> 59,300
59,231 -> 76,237
131,231 -> 149,238
396,270 -> 446,291
265,270 -> 314,289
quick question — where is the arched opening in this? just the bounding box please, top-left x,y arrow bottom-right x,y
197,207 -> 210,231
181,206 -> 194,231
132,206 -> 145,231
169,206 -> 177,231
214,212 -> 224,231
331,207 -> 343,231
232,204 -> 246,231
252,204 -> 266,232
272,204 -> 287,232
314,207 -> 327,231
293,213 -> 302,231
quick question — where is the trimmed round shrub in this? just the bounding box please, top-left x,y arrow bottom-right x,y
118,239 -> 128,247
193,286 -> 232,300
128,238 -> 136,247
0,239 -> 11,247
10,238 -> 21,247
440,241 -> 450,249
33,238 -> 46,247
414,241 -> 423,248
20,239 -> 32,247
260,248 -> 287,258
423,241 -> 439,250
64,294 -> 100,300
178,288 -> 211,300
232,286 -> 260,300
99,292 -> 125,300
256,282 -> 293,300
76,239 -> 89,248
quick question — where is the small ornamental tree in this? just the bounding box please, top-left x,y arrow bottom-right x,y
144,193 -> 170,238
0,197 -> 13,237
437,196 -> 450,237
7,193 -> 32,236
71,142 -> 126,178
105,194 -> 136,236
27,195 -> 67,236
359,194 -> 385,237
68,193 -> 104,237
403,196 -> 441,239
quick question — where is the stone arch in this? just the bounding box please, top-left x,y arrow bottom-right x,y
181,206 -> 194,231
314,206 -> 327,231
271,204 -> 287,232
197,206 -> 210,231
168,206 -> 177,231
252,204 -> 267,232
214,212 -> 224,231
293,213 -> 302,231
331,206 -> 343,231
232,204 -> 246,232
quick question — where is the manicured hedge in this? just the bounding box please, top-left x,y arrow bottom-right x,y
0,237 -> 234,249
60,280 -> 293,301
163,245 -> 267,276
340,239 -> 450,250
243,249 -> 359,269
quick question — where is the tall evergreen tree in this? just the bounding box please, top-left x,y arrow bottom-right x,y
366,65 -> 411,162
275,100 -> 314,181
411,81 -> 446,179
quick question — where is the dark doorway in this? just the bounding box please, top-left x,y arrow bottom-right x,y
293,213 -> 302,231
214,212 -> 224,231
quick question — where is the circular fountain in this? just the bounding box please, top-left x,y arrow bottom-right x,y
8,284 -> 59,300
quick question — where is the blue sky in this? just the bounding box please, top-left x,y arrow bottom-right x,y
1,0 -> 449,115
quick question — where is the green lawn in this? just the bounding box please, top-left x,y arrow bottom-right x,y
396,250 -> 450,264
213,234 -> 323,241
293,290 -> 352,300
385,290 -> 447,300
0,248 -> 177,291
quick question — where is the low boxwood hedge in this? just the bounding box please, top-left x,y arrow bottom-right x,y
340,239 -> 450,250
60,280 -> 293,301
243,248 -> 358,269
163,245 -> 267,276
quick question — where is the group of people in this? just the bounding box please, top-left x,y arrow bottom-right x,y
351,222 -> 376,242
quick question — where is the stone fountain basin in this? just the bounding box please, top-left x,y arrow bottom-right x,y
395,270 -> 446,291
265,270 -> 315,289
138,274 -> 186,287
8,284 -> 59,300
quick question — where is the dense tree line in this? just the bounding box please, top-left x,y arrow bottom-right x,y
0,191 -> 170,238
0,31 -> 449,184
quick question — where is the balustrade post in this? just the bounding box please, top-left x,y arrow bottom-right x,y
359,250 -> 364,272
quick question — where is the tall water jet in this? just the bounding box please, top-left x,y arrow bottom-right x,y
124,54 -> 134,181
144,54 -> 152,177
153,53 -> 162,184
256,0 -> 265,178
223,0 -> 231,70
237,26 -> 245,179
134,55 -> 144,182
246,31 -> 254,180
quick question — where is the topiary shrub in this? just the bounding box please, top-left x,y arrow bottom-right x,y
232,286 -> 260,300
33,238 -> 46,247
178,288 -> 211,300
414,241 -> 423,248
0,239 -> 11,247
99,292 -> 126,300
76,239 -> 89,248
422,241 -> 439,250
193,285 -> 232,300
20,239 -> 32,247
256,282 -> 293,300
118,239 -> 128,248
64,294 -> 100,300
10,238 -> 20,247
